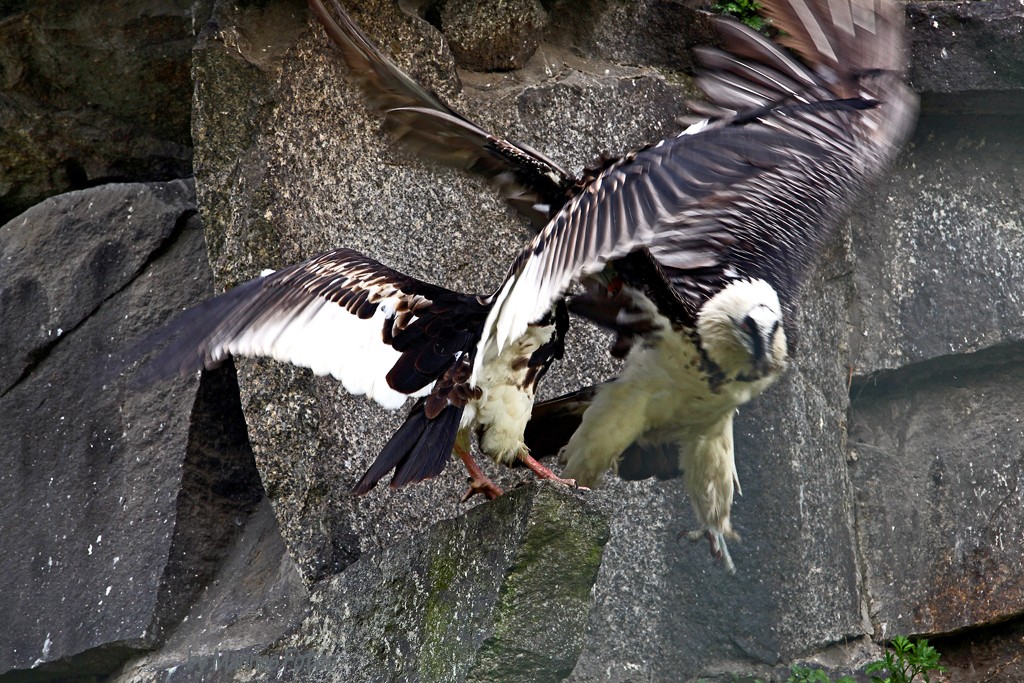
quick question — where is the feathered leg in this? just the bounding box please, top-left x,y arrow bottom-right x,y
676,412 -> 741,574
560,380 -> 650,487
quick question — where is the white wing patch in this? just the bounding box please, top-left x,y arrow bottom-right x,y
216,289 -> 430,411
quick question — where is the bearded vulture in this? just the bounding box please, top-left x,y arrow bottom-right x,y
132,0 -> 916,568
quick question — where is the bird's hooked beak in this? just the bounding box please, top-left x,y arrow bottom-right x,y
736,304 -> 783,378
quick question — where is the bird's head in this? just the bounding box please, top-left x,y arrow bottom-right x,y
696,279 -> 788,381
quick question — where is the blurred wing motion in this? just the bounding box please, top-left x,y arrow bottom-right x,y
308,0 -> 577,227
479,0 -> 916,362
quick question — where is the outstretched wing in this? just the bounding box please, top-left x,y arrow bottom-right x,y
130,249 -> 488,410
474,0 -> 917,368
308,0 -> 576,227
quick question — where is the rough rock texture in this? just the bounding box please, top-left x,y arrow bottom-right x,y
111,484 -> 610,683
844,1 -> 1024,669
847,104 -> 1024,641
438,0 -> 549,71
550,0 -> 717,74
850,349 -> 1024,637
0,182 -> 280,680
1,182 -> 191,393
849,109 -> 1024,373
907,0 -> 1024,96
2,0 -> 1024,681
938,619 -> 1024,683
0,0 -> 214,224
111,499 -> 311,681
288,484 -> 610,683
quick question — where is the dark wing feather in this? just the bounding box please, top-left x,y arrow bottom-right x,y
478,122 -> 828,354
474,0 -> 916,363
308,0 -> 577,228
129,248 -> 487,409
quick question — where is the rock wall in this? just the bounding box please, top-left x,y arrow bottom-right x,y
0,0 -> 215,225
1,0 -> 1021,681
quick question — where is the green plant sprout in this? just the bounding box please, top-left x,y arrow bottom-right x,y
788,635 -> 945,683
713,0 -> 769,33
788,665 -> 855,683
865,636 -> 945,683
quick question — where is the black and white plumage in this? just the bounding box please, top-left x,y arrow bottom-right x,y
132,0 -> 915,552
133,247 -> 570,495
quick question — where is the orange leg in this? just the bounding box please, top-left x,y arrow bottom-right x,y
456,440 -> 504,502
516,450 -> 589,491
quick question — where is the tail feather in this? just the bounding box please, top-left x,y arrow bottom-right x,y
352,400 -> 463,494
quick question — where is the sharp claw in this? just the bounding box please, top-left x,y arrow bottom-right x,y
454,440 -> 503,502
677,528 -> 736,574
517,450 -> 589,491
554,476 -> 590,491
460,477 -> 504,503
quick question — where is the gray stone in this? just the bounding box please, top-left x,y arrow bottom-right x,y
109,484 -> 611,683
111,499 -> 308,682
849,347 -> 1024,636
906,0 -> 1024,98
0,182 -> 264,680
848,109 -> 1024,376
439,0 -> 549,71
847,105 -> 1024,378
0,182 -> 196,394
843,84 -> 1024,658
0,1 -> 214,224
549,0 -> 717,74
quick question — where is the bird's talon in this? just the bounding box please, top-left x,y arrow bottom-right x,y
677,528 -> 736,574
558,476 -> 589,491
679,529 -> 706,543
460,476 -> 504,503
455,440 -> 504,502
517,450 -> 585,490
